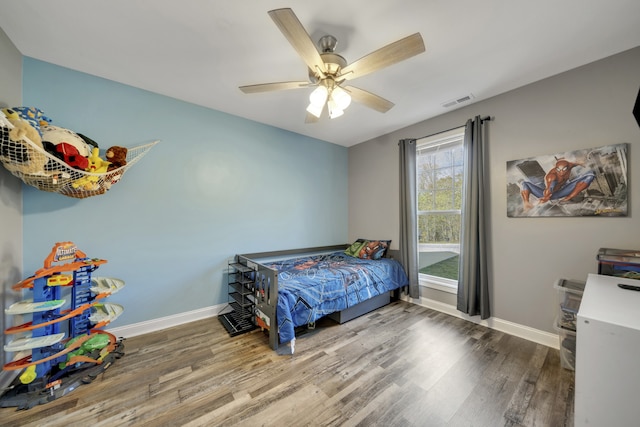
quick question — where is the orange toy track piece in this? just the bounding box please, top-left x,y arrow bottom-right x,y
11,242 -> 107,291
256,316 -> 269,331
43,241 -> 86,268
66,355 -> 103,366
3,330 -> 117,371
91,321 -> 110,329
11,259 -> 107,291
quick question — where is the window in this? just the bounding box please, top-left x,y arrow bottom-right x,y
416,127 -> 465,294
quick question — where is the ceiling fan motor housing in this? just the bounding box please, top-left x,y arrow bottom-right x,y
308,51 -> 347,83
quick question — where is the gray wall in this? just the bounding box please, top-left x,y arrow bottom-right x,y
349,46 -> 640,333
0,26 -> 23,385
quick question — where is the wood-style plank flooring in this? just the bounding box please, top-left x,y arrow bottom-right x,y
1,301 -> 574,426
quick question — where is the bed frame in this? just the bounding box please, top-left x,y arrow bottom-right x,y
236,244 -> 399,351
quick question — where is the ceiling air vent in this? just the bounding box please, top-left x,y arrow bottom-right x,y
441,93 -> 475,108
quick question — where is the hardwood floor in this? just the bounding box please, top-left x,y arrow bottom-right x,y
1,301 -> 574,426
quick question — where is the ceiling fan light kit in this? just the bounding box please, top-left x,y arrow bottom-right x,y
239,8 -> 425,122
307,84 -> 329,118
306,82 -> 352,119
306,104 -> 323,118
327,99 -> 343,119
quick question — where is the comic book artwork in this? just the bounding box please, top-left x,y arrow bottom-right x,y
507,143 -> 628,217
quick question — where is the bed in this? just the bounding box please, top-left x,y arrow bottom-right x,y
235,242 -> 409,353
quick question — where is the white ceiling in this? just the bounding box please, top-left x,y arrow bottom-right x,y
1,1 -> 639,147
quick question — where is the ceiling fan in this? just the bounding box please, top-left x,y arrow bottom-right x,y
239,8 -> 426,122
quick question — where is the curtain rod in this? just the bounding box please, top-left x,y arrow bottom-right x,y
414,115 -> 492,141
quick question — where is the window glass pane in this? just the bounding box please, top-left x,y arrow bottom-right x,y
418,214 -> 429,243
419,251 -> 459,281
434,150 -> 451,166
418,189 -> 434,211
418,213 -> 461,244
418,170 -> 433,191
453,146 -> 464,166
417,153 -> 435,169
453,166 -> 464,207
435,169 -> 453,191
432,190 -> 450,210
453,166 -> 464,185
453,189 -> 462,209
416,127 -> 465,289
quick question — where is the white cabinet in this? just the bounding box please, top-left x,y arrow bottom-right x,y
575,273 -> 640,426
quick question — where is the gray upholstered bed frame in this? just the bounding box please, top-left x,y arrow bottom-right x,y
237,244 -> 399,351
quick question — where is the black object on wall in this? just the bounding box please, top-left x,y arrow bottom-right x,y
634,86 -> 640,127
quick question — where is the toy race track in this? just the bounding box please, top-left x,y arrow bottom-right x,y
1,242 -> 126,410
1,337 -> 125,410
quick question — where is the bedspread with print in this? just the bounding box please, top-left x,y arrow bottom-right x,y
266,251 -> 409,344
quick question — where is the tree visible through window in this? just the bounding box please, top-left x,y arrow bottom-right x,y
417,127 -> 465,291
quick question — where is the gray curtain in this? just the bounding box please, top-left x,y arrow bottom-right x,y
398,138 -> 419,298
457,116 -> 490,319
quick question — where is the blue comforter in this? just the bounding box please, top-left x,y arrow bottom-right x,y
266,251 -> 409,344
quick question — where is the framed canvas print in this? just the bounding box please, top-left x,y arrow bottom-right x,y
506,143 -> 628,217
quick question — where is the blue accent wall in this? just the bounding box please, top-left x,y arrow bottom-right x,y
22,58 -> 347,326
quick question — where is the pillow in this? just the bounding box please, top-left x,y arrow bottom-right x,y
345,238 -> 391,260
345,240 -> 368,257
41,125 -> 92,157
358,239 -> 390,260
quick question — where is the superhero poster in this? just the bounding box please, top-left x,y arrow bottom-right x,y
506,143 -> 628,217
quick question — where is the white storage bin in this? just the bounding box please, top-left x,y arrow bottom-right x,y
554,278 -> 586,331
555,319 -> 577,370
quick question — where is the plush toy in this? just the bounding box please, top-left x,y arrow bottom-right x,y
0,108 -> 48,175
104,146 -> 128,189
105,146 -> 128,171
71,147 -> 111,191
41,125 -> 92,158
3,108 -> 41,146
11,107 -> 52,137
86,147 -> 111,173
55,142 -> 89,170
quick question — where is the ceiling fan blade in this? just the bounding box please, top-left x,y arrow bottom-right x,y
338,33 -> 425,81
239,81 -> 311,94
344,86 -> 395,113
268,8 -> 326,75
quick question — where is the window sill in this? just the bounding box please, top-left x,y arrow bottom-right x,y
419,277 -> 458,295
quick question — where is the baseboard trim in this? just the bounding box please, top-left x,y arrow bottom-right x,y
404,295 -> 559,350
108,303 -> 227,338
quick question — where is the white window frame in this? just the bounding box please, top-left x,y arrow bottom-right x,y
416,127 -> 465,295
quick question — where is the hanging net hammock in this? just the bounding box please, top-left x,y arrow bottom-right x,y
0,111 -> 158,199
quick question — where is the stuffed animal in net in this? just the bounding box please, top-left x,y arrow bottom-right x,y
104,146 -> 128,188
41,125 -> 92,156
10,106 -> 52,137
105,146 -> 127,170
71,147 -> 111,191
0,108 -> 48,175
54,143 -> 89,170
41,125 -> 93,172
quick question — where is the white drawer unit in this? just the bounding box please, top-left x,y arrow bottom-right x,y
575,273 -> 640,426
